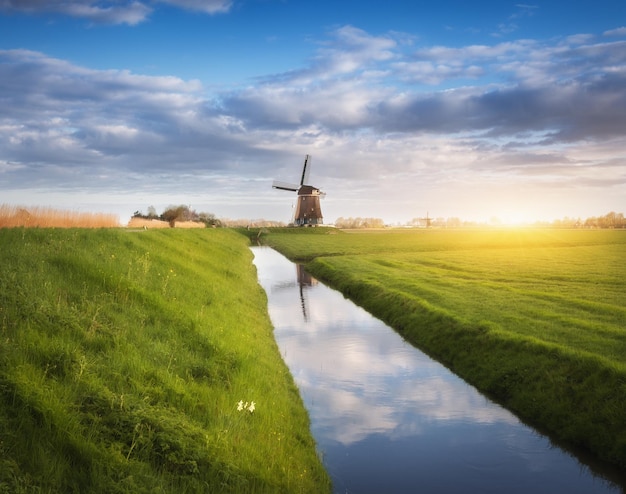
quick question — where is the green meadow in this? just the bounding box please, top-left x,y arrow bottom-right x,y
0,228 -> 330,493
259,228 -> 626,470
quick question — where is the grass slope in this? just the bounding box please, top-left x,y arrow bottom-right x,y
259,228 -> 626,470
0,228 -> 330,493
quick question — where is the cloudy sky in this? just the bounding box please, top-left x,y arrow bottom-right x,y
1,0 -> 625,224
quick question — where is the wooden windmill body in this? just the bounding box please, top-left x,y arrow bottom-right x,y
273,155 -> 325,226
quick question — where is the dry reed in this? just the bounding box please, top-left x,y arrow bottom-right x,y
173,221 -> 205,229
126,218 -> 206,229
127,217 -> 170,229
0,204 -> 120,228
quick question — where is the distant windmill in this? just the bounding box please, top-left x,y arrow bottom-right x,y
273,154 -> 325,226
420,212 -> 433,228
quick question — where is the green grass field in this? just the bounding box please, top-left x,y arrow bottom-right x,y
0,228 -> 330,493
259,227 -> 626,470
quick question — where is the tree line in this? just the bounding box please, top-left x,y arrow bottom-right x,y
132,205 -> 288,228
408,211 -> 626,229
133,207 -> 624,229
334,217 -> 386,229
550,211 -> 626,229
337,212 -> 626,229
133,205 -> 221,227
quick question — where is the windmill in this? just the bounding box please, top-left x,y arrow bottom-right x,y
273,154 -> 325,226
419,212 -> 433,228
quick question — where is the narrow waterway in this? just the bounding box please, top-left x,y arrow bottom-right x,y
251,246 -> 625,494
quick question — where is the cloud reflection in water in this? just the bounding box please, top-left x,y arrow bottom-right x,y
255,246 -> 517,447
252,247 -> 623,494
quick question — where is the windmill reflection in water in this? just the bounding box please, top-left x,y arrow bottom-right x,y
270,264 -> 317,321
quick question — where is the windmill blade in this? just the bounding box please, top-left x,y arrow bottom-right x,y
300,154 -> 312,186
272,180 -> 299,192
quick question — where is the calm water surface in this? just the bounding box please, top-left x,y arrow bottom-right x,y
251,247 -> 625,494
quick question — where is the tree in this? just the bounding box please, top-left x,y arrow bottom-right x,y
161,205 -> 197,226
198,212 -> 222,227
132,206 -> 160,220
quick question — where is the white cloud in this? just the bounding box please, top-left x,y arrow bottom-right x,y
316,25 -> 397,73
604,26 -> 626,37
63,1 -> 151,25
159,0 -> 232,14
0,0 -> 232,24
0,0 -> 152,24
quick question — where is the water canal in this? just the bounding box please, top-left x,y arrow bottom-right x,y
251,246 -> 625,494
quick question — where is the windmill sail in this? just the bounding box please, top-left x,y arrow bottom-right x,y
272,180 -> 299,192
300,155 -> 311,186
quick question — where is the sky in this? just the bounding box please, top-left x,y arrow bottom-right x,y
0,0 -> 625,225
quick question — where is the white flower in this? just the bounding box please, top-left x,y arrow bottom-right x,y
236,399 -> 255,413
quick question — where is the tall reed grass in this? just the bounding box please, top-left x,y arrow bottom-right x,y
127,217 -> 171,229
0,204 -> 119,228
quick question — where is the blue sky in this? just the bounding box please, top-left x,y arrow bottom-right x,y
1,1 -> 625,224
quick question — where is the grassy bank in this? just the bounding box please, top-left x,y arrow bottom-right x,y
0,228 -> 330,493
258,228 -> 626,470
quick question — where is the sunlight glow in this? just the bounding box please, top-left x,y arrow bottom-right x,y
491,212 -> 532,226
